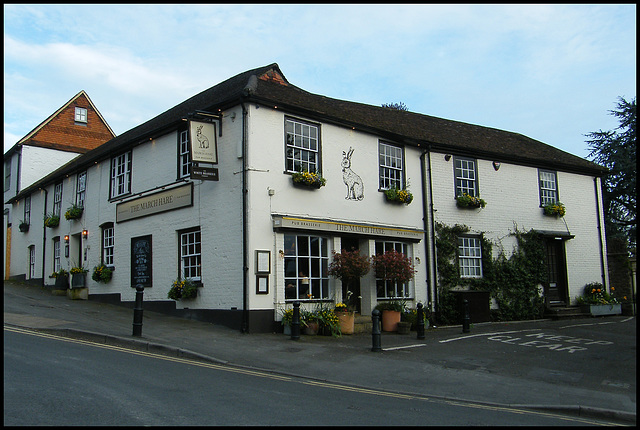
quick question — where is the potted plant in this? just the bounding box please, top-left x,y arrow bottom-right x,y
44,214 -> 60,228
291,170 -> 326,189
301,310 -> 319,335
576,282 -> 621,316
280,308 -> 294,335
334,302 -> 356,335
92,263 -> 113,284
403,305 -> 430,331
18,220 -> 29,233
384,186 -> 414,205
64,204 -> 84,220
456,193 -> 486,209
52,269 -> 69,293
374,300 -> 406,332
328,248 -> 370,322
69,266 -> 88,288
317,306 -> 340,336
167,278 -> 197,300
542,201 -> 566,217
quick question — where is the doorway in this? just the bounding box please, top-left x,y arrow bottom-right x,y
340,237 -> 362,313
544,239 -> 568,306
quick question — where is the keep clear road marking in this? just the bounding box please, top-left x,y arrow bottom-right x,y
437,318 -> 634,353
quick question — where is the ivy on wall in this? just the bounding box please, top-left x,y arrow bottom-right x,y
435,222 -> 546,325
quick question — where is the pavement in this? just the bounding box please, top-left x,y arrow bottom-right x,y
3,279 -> 636,425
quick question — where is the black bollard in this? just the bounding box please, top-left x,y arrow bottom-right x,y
462,299 -> 470,333
371,309 -> 381,352
291,301 -> 300,340
417,302 -> 425,340
132,284 -> 144,337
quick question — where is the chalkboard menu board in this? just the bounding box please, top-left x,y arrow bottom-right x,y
131,235 -> 152,288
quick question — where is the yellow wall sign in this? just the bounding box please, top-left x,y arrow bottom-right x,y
116,183 -> 193,223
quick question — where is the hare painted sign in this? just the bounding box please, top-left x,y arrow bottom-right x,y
189,120 -> 218,164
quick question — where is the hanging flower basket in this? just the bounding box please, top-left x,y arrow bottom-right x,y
384,186 -> 413,205
64,204 -> 84,220
92,264 -> 113,283
18,220 -> 30,233
168,278 -> 198,300
542,202 -> 566,217
291,171 -> 326,189
44,215 -> 60,228
456,193 -> 486,209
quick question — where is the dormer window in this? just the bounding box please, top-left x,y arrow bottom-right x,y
75,107 -> 88,123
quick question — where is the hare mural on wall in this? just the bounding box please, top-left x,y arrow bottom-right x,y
341,147 -> 364,201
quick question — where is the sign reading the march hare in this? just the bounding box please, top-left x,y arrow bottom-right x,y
189,120 -> 218,164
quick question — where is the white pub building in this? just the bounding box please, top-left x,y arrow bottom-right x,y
5,64 -> 609,332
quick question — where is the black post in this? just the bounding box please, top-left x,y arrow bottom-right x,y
417,302 -> 425,340
371,309 -> 381,352
291,301 -> 300,340
462,299 -> 470,333
132,284 -> 144,337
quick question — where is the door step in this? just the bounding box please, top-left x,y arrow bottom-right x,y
353,314 -> 372,334
544,306 -> 589,320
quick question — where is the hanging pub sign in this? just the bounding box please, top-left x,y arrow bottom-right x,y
131,235 -> 152,288
189,120 -> 218,164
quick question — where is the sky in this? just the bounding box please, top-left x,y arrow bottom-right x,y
3,4 -> 637,159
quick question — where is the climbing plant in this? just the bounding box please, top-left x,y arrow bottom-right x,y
435,222 -> 546,324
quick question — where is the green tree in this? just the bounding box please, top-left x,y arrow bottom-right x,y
586,97 -> 636,255
381,102 -> 408,111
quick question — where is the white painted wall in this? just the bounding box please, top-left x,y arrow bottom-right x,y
428,151 -> 607,304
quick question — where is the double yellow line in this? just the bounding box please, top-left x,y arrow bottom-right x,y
4,325 -> 623,426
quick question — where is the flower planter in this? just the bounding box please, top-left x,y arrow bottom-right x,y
381,310 -> 401,332
283,324 -> 292,336
292,180 -> 323,189
19,223 -> 29,233
397,321 -> 411,334
71,273 -> 87,288
336,311 -> 355,335
581,304 -> 622,316
304,321 -> 319,335
67,287 -> 88,300
53,273 -> 69,292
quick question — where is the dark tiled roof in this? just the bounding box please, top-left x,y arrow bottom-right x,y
7,63 -> 605,203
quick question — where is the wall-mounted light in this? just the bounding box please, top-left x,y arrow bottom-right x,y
493,161 -> 501,171
64,235 -> 69,244
444,154 -> 452,161
82,230 -> 88,238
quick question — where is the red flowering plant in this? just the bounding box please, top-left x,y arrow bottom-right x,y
371,249 -> 415,285
328,249 -> 370,312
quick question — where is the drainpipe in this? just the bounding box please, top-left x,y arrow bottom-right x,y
41,188 -> 48,288
420,150 -> 431,308
594,177 -> 608,289
240,103 -> 249,333
426,147 -> 439,318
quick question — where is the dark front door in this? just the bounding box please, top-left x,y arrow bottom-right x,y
340,237 -> 361,313
544,239 -> 568,306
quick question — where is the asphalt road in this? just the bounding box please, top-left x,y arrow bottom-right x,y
4,327 -> 619,426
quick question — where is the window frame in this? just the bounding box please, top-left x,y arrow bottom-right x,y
284,117 -> 321,175
457,235 -> 483,278
538,169 -> 559,207
76,171 -> 87,208
283,234 -> 330,301
454,156 -> 479,198
374,240 -> 412,299
101,223 -> 114,267
75,107 -> 88,123
4,159 -> 10,192
53,237 -> 61,274
53,182 -> 63,217
378,141 -> 405,190
179,227 -> 201,282
24,195 -> 31,225
110,151 -> 132,199
28,246 -> 36,279
178,128 -> 192,179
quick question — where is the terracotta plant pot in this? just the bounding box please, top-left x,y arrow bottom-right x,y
337,311 -> 355,335
381,310 -> 401,332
